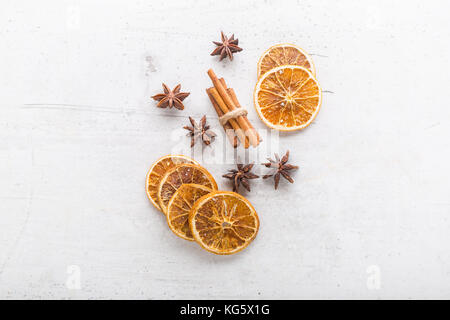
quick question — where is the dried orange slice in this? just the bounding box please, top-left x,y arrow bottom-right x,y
166,184 -> 212,241
189,191 -> 259,255
254,65 -> 322,131
257,43 -> 315,78
146,155 -> 198,211
157,163 -> 217,214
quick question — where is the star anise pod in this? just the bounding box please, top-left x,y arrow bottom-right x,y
262,151 -> 299,189
223,163 -> 259,193
184,115 -> 216,147
210,31 -> 243,61
151,83 -> 190,110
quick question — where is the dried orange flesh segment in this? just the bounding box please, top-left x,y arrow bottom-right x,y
166,184 -> 212,241
189,191 -> 259,255
157,163 -> 217,214
146,155 -> 198,211
254,65 -> 322,131
257,43 -> 315,78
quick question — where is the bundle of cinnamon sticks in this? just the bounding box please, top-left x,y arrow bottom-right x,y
206,69 -> 260,148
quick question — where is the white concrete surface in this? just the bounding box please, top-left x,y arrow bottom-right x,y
1,0 -> 450,299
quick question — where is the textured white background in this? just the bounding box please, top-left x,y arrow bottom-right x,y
1,0 -> 450,299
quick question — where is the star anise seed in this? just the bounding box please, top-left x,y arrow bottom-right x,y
223,163 -> 259,193
262,150 -> 298,189
151,83 -> 190,110
184,115 -> 217,147
210,31 -> 243,61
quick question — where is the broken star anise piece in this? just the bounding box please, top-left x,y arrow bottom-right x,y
184,115 -> 217,147
151,83 -> 190,110
210,31 -> 243,61
262,150 -> 299,190
223,163 -> 259,193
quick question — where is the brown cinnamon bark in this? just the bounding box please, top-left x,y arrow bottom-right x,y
226,87 -> 261,144
218,77 -> 261,144
206,89 -> 238,148
207,87 -> 250,148
207,69 -> 259,147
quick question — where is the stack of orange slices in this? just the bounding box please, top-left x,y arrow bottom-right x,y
254,44 -> 322,131
146,155 -> 259,255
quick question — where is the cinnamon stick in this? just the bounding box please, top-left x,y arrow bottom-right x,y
207,69 -> 259,147
208,87 -> 250,148
227,88 -> 260,143
222,87 -> 261,144
218,77 -> 261,144
206,90 -> 238,148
